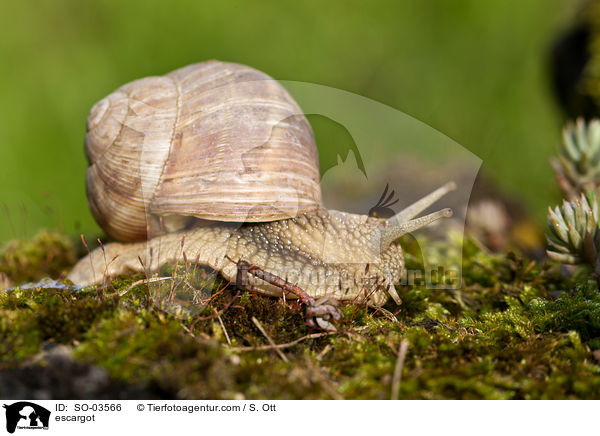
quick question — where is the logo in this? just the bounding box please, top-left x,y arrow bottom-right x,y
3,402 -> 50,434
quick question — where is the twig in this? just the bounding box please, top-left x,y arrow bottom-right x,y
229,332 -> 335,352
227,326 -> 369,352
119,276 -> 175,297
391,339 -> 409,400
251,317 -> 289,362
180,322 -> 213,343
180,322 -> 195,337
217,314 -> 231,346
316,344 -> 332,361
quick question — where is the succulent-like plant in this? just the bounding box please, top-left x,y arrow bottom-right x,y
551,118 -> 600,200
547,191 -> 600,281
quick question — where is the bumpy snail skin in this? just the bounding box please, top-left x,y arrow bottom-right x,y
68,210 -> 403,305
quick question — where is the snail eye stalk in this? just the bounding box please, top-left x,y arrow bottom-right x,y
379,182 -> 456,249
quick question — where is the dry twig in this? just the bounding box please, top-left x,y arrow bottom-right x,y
316,344 -> 332,361
228,326 -> 369,353
251,317 -> 289,362
230,332 -> 335,352
217,314 -> 231,346
391,339 -> 409,400
119,276 -> 175,297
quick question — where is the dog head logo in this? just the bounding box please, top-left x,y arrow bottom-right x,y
3,402 -> 50,434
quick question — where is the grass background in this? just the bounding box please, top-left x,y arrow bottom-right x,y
0,0 -> 577,242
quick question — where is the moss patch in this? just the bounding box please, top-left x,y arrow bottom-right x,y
0,230 -> 77,283
2,231 -> 600,399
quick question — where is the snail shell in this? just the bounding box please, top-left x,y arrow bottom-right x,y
85,61 -> 322,242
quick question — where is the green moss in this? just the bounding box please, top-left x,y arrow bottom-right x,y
73,304 -> 337,399
0,230 -> 77,284
2,232 -> 600,399
0,286 -> 119,365
0,309 -> 40,362
529,283 -> 600,341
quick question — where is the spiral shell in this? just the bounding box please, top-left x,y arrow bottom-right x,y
85,61 -> 322,241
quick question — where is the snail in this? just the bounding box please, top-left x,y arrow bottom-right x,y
67,60 -> 455,330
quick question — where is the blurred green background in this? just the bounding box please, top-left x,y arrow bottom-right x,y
0,0 -> 578,241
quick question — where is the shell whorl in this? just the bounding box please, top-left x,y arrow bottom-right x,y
85,61 -> 322,241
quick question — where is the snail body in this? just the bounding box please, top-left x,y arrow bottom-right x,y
68,61 -> 454,307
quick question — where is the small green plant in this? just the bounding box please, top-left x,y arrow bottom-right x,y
551,118 -> 600,200
547,191 -> 600,283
